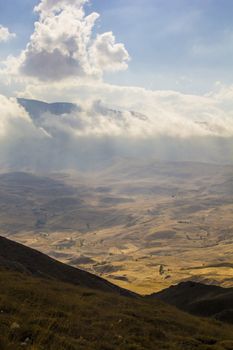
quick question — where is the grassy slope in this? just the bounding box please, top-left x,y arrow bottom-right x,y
0,236 -> 133,297
0,269 -> 233,350
150,281 -> 233,323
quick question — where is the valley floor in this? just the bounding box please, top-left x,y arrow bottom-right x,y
0,161 -> 233,294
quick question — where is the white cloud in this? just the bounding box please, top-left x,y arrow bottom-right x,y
17,0 -> 130,81
90,32 -> 130,73
0,87 -> 233,171
0,94 -> 50,169
18,80 -> 233,138
34,0 -> 88,17
0,25 -> 16,43
0,95 -> 49,140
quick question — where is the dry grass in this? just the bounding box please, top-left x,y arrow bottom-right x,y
0,268 -> 233,350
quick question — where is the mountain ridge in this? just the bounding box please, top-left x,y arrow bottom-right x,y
150,281 -> 233,324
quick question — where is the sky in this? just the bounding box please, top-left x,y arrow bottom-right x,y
0,0 -> 233,170
1,0 -> 233,93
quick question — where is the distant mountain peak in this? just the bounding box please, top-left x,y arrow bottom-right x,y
17,98 -> 79,119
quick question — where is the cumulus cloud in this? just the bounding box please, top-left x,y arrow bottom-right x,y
90,32 -> 130,73
18,0 -> 130,81
34,0 -> 88,16
0,25 -> 16,43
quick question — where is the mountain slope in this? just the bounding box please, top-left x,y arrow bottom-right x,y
0,238 -> 233,349
17,98 -> 77,119
150,281 -> 233,324
0,236 -> 134,296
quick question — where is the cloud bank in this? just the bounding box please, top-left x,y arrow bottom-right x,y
0,91 -> 232,171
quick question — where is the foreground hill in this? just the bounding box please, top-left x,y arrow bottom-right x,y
0,237 -> 233,349
0,236 -> 133,296
151,281 -> 233,324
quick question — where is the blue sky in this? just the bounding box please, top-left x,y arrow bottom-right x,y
0,0 -> 233,93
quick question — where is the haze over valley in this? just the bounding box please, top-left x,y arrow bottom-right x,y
0,156 -> 232,294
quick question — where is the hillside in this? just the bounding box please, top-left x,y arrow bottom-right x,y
150,281 -> 233,324
0,237 -> 233,350
0,236 -> 133,296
